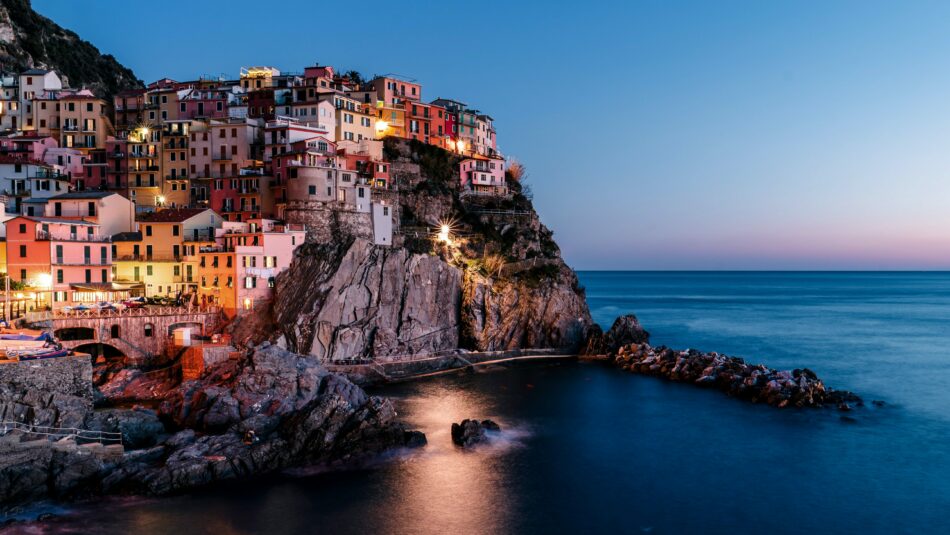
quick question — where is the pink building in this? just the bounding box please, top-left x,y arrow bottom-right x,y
370,76 -> 421,105
5,215 -> 116,309
197,218 -> 305,317
0,134 -> 57,161
459,156 -> 507,197
179,88 -> 229,120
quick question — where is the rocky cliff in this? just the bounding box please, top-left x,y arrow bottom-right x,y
0,0 -> 142,97
269,139 -> 595,360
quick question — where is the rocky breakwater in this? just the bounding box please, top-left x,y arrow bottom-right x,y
590,315 -> 862,409
0,344 -> 424,512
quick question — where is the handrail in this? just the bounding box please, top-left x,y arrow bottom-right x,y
0,420 -> 123,445
25,305 -> 221,322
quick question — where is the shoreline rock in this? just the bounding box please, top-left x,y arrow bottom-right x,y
592,314 -> 862,409
451,419 -> 501,447
0,344 -> 426,514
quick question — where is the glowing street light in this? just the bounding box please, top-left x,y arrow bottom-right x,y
156,195 -> 166,206
375,120 -> 389,134
35,273 -> 52,289
437,224 -> 451,243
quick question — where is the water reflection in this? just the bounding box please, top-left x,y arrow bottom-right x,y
370,379 -> 519,534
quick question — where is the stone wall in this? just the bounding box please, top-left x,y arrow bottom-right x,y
0,356 -> 93,401
284,202 -> 372,243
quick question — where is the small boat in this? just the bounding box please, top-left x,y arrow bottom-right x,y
8,348 -> 69,360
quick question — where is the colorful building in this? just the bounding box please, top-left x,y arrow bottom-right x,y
197,218 -> 304,316
5,215 -> 118,310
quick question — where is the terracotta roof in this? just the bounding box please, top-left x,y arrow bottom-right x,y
136,208 -> 211,223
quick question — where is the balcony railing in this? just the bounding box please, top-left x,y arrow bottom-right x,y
114,254 -> 183,262
52,258 -> 110,266
36,231 -> 111,242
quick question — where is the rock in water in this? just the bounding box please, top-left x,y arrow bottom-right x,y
451,419 -> 501,447
609,341 -> 862,409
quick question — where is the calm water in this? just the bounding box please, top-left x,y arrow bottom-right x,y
19,272 -> 950,534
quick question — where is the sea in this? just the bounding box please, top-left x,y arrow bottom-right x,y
16,272 -> 950,534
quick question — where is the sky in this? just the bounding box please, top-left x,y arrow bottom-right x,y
31,0 -> 950,270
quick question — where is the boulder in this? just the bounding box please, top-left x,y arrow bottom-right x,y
451,419 -> 501,448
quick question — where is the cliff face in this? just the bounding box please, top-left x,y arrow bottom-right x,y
0,0 -> 142,97
275,240 -> 462,360
270,140 -> 595,359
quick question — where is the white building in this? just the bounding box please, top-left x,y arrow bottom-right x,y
18,69 -> 62,131
46,191 -> 135,236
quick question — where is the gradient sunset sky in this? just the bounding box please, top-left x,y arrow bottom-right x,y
33,0 -> 950,270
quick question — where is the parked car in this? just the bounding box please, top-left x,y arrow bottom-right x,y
122,298 -> 145,309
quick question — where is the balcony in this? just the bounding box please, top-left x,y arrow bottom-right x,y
62,124 -> 79,132
115,254 -> 182,262
36,231 -> 111,242
52,257 -> 110,266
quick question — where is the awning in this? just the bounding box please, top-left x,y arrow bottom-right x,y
69,282 -> 145,292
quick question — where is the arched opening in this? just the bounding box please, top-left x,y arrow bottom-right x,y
144,323 -> 154,337
55,327 -> 95,341
110,325 -> 120,339
75,343 -> 128,386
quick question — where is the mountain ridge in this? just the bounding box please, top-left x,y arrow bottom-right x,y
0,0 -> 142,97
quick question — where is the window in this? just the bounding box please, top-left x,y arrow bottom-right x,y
173,225 -> 180,236
144,323 -> 153,337
145,225 -> 152,237
18,224 -> 25,234
146,265 -> 153,276
85,269 -> 92,283
102,269 -> 107,282
308,185 -> 316,195
19,270 -> 25,282
111,325 -> 120,338
18,245 -> 25,258
57,270 -> 63,284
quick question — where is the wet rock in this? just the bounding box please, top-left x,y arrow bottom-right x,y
451,419 -> 501,447
609,341 -> 861,409
0,345 -> 426,511
85,408 -> 166,450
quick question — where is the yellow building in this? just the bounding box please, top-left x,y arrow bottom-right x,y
60,95 -> 111,152
112,208 -> 223,298
332,94 -> 376,142
375,102 -> 406,139
126,125 -> 164,212
32,96 -> 60,138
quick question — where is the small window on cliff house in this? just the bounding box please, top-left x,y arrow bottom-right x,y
110,325 -> 120,339
144,323 -> 153,337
